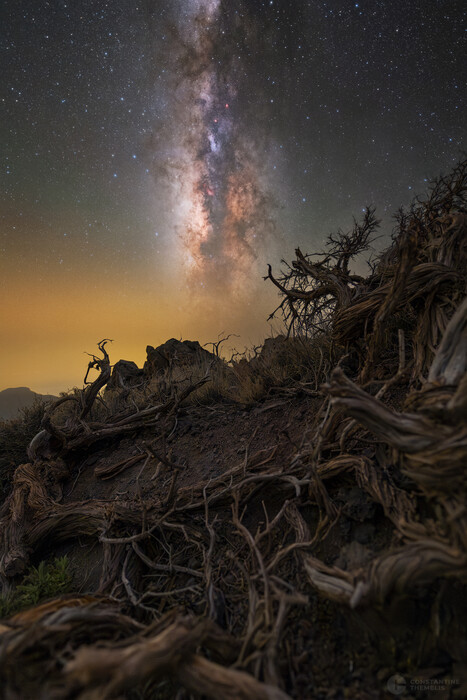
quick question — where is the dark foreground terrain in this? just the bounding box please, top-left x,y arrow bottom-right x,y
0,161 -> 466,699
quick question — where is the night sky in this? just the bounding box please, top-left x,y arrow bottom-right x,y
1,0 -> 465,393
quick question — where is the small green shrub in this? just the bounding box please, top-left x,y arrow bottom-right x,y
0,591 -> 15,619
0,556 -> 72,618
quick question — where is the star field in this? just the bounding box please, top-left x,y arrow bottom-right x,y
0,0 -> 465,392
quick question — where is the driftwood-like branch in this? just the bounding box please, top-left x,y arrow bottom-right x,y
81,339 -> 112,419
325,367 -> 450,453
360,226 -> 418,381
428,295 -> 467,385
301,540 -> 467,610
65,615 -> 291,700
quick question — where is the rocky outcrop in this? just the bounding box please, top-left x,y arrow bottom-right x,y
144,338 -> 217,377
107,360 -> 144,390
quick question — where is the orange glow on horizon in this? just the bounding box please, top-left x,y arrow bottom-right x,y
0,268 -> 278,395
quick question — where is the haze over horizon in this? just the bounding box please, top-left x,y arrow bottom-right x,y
1,0 -> 465,395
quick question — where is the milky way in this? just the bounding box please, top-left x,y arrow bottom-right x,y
151,0 -> 279,296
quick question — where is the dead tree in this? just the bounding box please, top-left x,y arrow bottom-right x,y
80,339 -> 112,419
265,207 -> 380,338
267,159 -> 467,382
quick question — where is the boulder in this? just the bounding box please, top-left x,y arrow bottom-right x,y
107,360 -> 144,390
144,339 -> 216,377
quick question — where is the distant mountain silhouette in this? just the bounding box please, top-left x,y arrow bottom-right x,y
0,387 -> 57,421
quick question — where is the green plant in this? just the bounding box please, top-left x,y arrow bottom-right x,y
0,591 -> 15,619
16,556 -> 72,608
0,556 -> 72,618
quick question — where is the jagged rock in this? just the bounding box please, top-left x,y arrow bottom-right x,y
107,360 -> 144,390
234,336 -> 287,372
144,339 -> 216,377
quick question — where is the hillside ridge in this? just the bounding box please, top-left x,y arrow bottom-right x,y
0,387 -> 58,421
